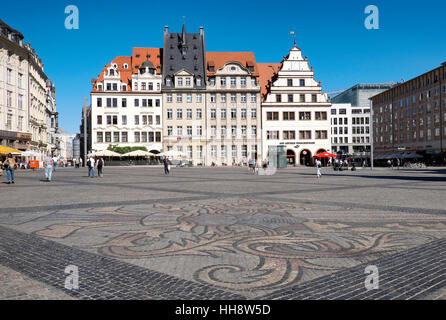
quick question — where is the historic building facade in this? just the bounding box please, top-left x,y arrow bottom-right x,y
46,80 -> 59,155
161,25 -> 207,165
205,52 -> 262,165
0,20 -> 31,151
259,43 -> 331,166
90,48 -> 163,154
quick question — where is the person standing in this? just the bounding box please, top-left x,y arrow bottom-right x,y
97,157 -> 104,178
87,156 -> 95,178
163,157 -> 170,175
316,159 -> 322,179
44,155 -> 53,182
52,155 -> 58,172
3,153 -> 16,184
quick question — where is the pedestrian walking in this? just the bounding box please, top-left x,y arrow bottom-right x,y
79,157 -> 83,168
87,156 -> 95,178
316,159 -> 322,179
52,156 -> 58,172
97,157 -> 104,177
3,153 -> 16,184
44,155 -> 53,182
163,157 -> 170,175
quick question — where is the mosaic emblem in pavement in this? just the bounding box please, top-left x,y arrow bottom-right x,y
28,199 -> 445,294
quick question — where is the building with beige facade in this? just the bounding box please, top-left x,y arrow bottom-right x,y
205,52 -> 262,165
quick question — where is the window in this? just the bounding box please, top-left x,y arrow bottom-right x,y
267,131 -> 279,140
251,125 -> 257,136
283,131 -> 296,140
186,94 -> 192,103
315,131 -> 328,139
211,109 -> 217,119
210,94 -> 216,103
134,115 -> 139,125
241,125 -> 247,136
167,94 -> 173,103
97,132 -> 103,143
300,79 -> 305,86
177,94 -> 183,103
241,145 -> 247,157
241,109 -> 247,119
18,95 -> 23,109
187,146 -> 193,159
211,145 -> 217,158
177,126 -> 183,136
142,99 -> 147,107
221,94 -> 227,103
231,125 -> 237,136
106,115 -> 112,125
113,98 -> 118,107
287,79 -> 293,86
7,68 -> 12,84
299,131 -> 312,140
134,99 -> 139,107
241,77 -> 246,87
148,115 -> 153,125
231,94 -> 236,103
267,112 -> 279,121
187,126 -> 193,136
315,112 -> 327,120
232,145 -> 237,157
167,109 -> 173,119
251,109 -> 257,118
230,77 -> 236,86
141,132 -> 147,142
211,125 -> 217,136
283,112 -> 295,121
185,78 -> 191,86
18,73 -> 23,88
113,132 -> 120,142
177,109 -> 183,119
156,99 -> 160,107
196,94 -> 202,103
288,94 -> 294,103
122,98 -> 127,108
105,132 -> 112,142
197,125 -> 202,136
97,115 -> 102,125
113,83 -> 118,91
167,126 -> 173,136
339,109 -> 347,115
276,94 -> 282,102
231,109 -> 237,119
196,78 -> 202,86
122,132 -> 128,142
251,77 -> 256,86
312,95 -> 317,102
177,77 -> 183,86
196,109 -> 202,119
300,94 -> 305,102
221,109 -> 227,119
251,94 -> 257,103
241,94 -> 247,103
299,112 -> 311,120
221,125 -> 227,136
97,98 -> 102,107
221,145 -> 227,158
221,77 -> 227,86
187,109 -> 192,119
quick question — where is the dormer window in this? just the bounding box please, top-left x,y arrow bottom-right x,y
122,85 -> 127,91
97,84 -> 103,91
185,77 -> 191,86
123,64 -> 128,69
166,77 -> 172,86
112,63 -> 117,68
109,69 -> 114,76
178,77 -> 183,86
196,77 -> 202,86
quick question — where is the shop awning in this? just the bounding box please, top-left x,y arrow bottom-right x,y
0,146 -> 22,155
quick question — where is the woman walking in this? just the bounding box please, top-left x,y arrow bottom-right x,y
316,159 -> 322,179
97,157 -> 104,178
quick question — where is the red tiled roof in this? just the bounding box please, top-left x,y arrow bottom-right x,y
91,48 -> 162,93
257,63 -> 282,101
205,52 -> 259,77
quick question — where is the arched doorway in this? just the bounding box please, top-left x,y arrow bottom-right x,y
316,149 -> 328,166
286,149 -> 296,166
300,150 -> 312,166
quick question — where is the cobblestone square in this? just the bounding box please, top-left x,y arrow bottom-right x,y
1,166 -> 445,300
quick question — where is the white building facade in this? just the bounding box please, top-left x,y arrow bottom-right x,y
91,53 -> 163,154
260,44 -> 331,166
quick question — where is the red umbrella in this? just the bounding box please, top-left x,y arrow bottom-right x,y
314,152 -> 337,158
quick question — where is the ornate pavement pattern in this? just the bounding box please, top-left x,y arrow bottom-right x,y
0,167 -> 445,299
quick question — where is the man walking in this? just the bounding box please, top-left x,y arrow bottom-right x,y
163,157 -> 170,175
3,153 -> 16,184
44,154 -> 53,182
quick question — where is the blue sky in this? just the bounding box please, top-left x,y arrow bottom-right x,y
2,0 -> 445,133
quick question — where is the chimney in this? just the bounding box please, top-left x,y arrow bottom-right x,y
200,26 -> 204,36
164,26 -> 168,33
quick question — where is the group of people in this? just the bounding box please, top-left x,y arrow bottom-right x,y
86,156 -> 105,178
